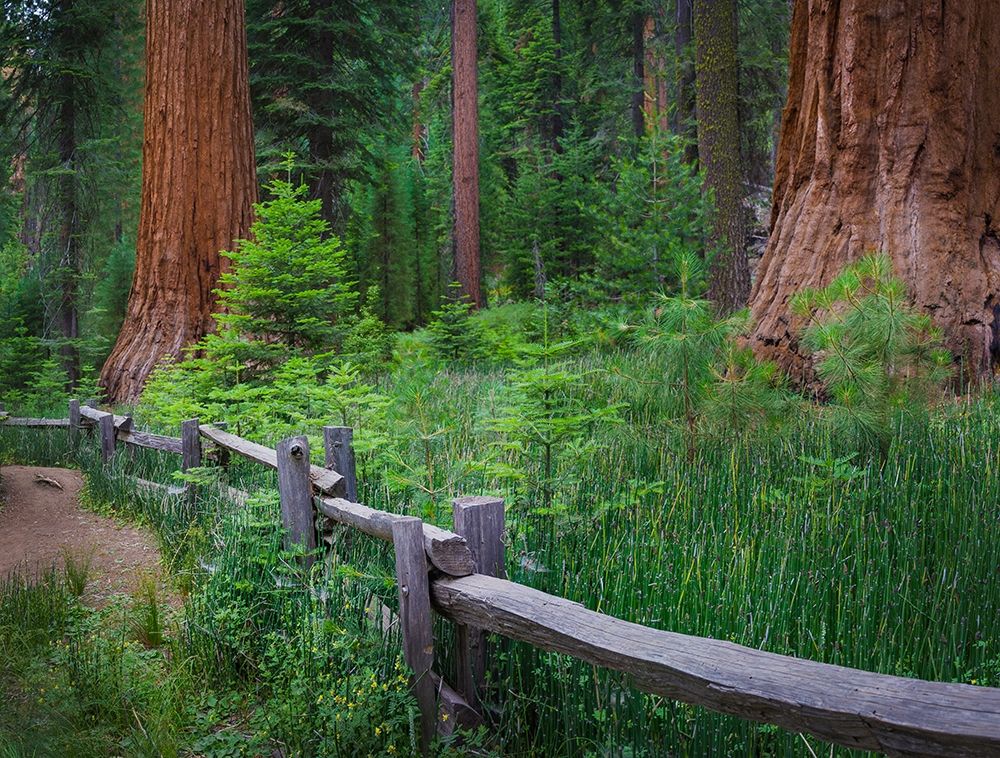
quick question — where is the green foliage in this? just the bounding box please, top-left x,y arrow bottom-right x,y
792,253 -> 952,453
426,284 -> 484,362
486,314 -> 623,514
586,129 -> 713,303
217,159 -> 358,357
637,252 -> 792,453
246,0 -> 418,220
143,356 -> 389,460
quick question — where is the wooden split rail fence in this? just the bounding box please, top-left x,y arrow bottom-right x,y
2,402 -> 1000,756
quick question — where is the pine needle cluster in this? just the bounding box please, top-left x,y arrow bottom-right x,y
792,253 -> 952,453
638,252 -> 792,454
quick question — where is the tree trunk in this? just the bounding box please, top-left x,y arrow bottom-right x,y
749,0 -> 1000,382
308,20 -> 339,230
56,65 -> 79,385
642,14 -> 657,132
99,0 -> 257,403
695,0 -> 749,314
412,78 -> 426,163
674,0 -> 697,162
452,0 -> 482,308
630,13 -> 646,140
551,0 -> 564,149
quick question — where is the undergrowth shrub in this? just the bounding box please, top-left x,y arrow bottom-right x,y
792,253 -> 952,453
637,252 -> 792,454
427,283 -> 484,362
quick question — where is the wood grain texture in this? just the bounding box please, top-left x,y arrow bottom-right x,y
182,418 -> 201,505
452,496 -> 506,711
750,0 -> 1000,381
78,406 -> 110,424
181,419 -> 201,472
315,496 -> 474,577
323,426 -> 357,502
198,424 -> 345,496
68,400 -> 80,448
98,413 -> 116,462
451,0 -> 482,308
276,436 -> 316,557
392,517 -> 436,754
116,429 -> 184,454
431,574 -> 1000,757
3,418 -> 71,428
99,0 -> 257,402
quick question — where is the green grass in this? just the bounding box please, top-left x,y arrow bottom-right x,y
3,328 -> 999,756
356,348 -> 1000,756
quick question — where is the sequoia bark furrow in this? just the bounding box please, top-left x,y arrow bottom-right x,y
99,0 -> 257,403
750,0 -> 1000,381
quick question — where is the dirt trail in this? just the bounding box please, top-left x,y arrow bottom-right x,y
0,465 -> 164,604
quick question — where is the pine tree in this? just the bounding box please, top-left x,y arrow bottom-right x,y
246,0 -> 419,230
215,161 -> 358,359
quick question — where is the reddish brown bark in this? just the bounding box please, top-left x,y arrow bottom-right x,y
452,0 -> 482,308
641,14 -> 669,135
412,78 -> 426,163
100,0 -> 257,403
750,0 -> 1000,381
642,15 -> 657,132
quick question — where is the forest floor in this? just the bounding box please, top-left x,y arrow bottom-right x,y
0,465 -> 166,605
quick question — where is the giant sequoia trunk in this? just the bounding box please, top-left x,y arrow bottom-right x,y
451,0 -> 482,308
750,1 -> 1000,381
100,0 -> 257,403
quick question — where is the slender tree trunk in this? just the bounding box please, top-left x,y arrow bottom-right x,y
412,78 -> 426,163
451,0 -> 482,308
309,20 -> 339,230
655,11 -> 669,135
551,0 -> 564,149
695,0 -> 749,314
750,0 -> 1000,382
675,0 -> 697,162
630,13 -> 646,140
100,0 -> 257,403
642,14 -> 657,132
56,67 -> 79,385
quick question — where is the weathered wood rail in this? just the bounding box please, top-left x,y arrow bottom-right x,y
3,403 -> 999,756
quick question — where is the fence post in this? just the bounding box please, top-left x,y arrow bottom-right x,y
391,516 -> 436,755
452,496 -> 506,711
276,436 -> 317,563
181,419 -> 201,505
323,426 -> 357,502
212,421 -> 231,474
98,413 -> 116,462
68,399 -> 81,451
82,399 -> 96,437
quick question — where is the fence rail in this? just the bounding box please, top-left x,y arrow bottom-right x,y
3,404 -> 999,757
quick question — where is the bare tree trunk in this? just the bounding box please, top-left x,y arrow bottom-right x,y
630,12 -> 646,140
56,65 -> 79,385
308,23 -> 339,230
451,0 -> 482,308
412,78 -> 426,163
695,0 -> 749,314
674,0 -> 697,162
750,0 -> 1000,382
642,14 -> 657,132
551,0 -> 564,149
100,0 -> 257,403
